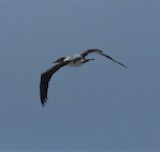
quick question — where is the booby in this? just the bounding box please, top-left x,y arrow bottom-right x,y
40,49 -> 127,106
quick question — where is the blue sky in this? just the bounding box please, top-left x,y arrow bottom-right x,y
0,0 -> 159,152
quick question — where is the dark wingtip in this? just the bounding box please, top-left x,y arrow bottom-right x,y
41,98 -> 47,107
124,65 -> 128,68
119,63 -> 128,68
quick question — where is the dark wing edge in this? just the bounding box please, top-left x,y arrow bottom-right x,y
80,49 -> 99,57
101,53 -> 128,68
40,61 -> 69,106
81,49 -> 128,68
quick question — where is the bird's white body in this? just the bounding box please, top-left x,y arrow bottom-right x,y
64,54 -> 86,67
67,60 -> 84,67
64,54 -> 81,61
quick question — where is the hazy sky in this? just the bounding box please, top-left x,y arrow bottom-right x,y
0,0 -> 159,152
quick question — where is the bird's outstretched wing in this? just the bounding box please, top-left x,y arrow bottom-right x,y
40,61 -> 70,106
81,49 -> 127,68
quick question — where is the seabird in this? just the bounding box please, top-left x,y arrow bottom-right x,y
40,49 -> 127,106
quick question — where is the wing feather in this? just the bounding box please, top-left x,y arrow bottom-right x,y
81,49 -> 127,68
40,61 -> 69,106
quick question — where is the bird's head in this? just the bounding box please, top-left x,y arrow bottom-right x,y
53,57 -> 66,63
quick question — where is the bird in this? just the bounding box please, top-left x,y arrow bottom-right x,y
40,49 -> 127,106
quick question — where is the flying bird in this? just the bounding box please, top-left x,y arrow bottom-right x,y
40,49 -> 127,106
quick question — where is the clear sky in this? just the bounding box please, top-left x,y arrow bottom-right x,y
0,0 -> 159,152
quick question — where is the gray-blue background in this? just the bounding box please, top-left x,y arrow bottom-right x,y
0,0 -> 159,152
